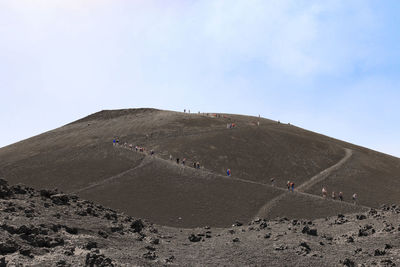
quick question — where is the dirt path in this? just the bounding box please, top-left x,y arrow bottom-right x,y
73,145 -> 365,222
72,156 -> 150,194
256,148 -> 355,218
296,148 -> 352,192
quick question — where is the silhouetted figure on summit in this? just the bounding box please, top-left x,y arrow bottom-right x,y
352,193 -> 357,204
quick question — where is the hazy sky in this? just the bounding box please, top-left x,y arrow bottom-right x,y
1,0 -> 400,157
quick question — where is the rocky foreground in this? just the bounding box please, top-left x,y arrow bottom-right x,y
1,178 -> 400,266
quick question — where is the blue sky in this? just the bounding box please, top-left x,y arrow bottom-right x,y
1,0 -> 400,157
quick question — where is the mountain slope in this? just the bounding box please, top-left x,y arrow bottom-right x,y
0,108 -> 399,227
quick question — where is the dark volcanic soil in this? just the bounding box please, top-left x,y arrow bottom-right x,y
1,108 -> 400,266
1,178 -> 400,266
1,109 -> 399,228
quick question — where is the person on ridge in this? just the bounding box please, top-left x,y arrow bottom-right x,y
182,158 -> 186,166
227,169 -> 231,176
352,193 -> 357,204
287,181 -> 291,191
290,182 -> 295,192
322,187 -> 327,198
338,191 -> 343,201
176,158 -> 180,164
332,191 -> 337,200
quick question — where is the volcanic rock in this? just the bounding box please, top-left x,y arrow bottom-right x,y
341,258 -> 355,267
85,252 -> 114,266
50,194 -> 70,205
0,239 -> 19,255
358,225 -> 375,237
302,226 -> 318,236
188,234 -> 202,242
85,241 -> 98,250
130,219 -> 144,233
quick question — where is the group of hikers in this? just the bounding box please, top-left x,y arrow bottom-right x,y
227,123 -> 237,129
171,155 -> 201,169
113,138 -> 154,155
322,187 -> 358,204
113,136 -> 359,205
287,181 -> 295,192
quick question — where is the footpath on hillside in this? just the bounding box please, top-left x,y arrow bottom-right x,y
74,142 -> 367,222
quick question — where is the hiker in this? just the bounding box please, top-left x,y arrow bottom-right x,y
196,162 -> 200,169
338,192 -> 343,201
322,187 -> 327,198
227,169 -> 231,176
270,178 -> 275,186
176,158 -> 180,164
116,138 -> 120,145
290,182 -> 295,192
184,109 -> 186,113
332,191 -> 337,200
352,193 -> 357,204
150,150 -> 154,156
169,154 -> 173,161
193,162 -> 196,168
287,181 -> 291,191
113,139 -> 116,146
182,158 -> 186,166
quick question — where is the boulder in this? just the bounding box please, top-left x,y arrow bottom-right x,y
302,226 -> 318,236
356,214 -> 367,220
374,249 -> 386,256
85,241 -> 98,250
40,189 -> 58,198
130,219 -> 144,233
0,257 -> 7,267
50,194 -> 70,205
0,240 -> 20,255
188,234 -> 202,242
358,225 -> 375,237
341,258 -> 355,267
0,178 -> 13,199
85,252 -> 114,267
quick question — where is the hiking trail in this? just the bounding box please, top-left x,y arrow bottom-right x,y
256,148 -> 355,218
